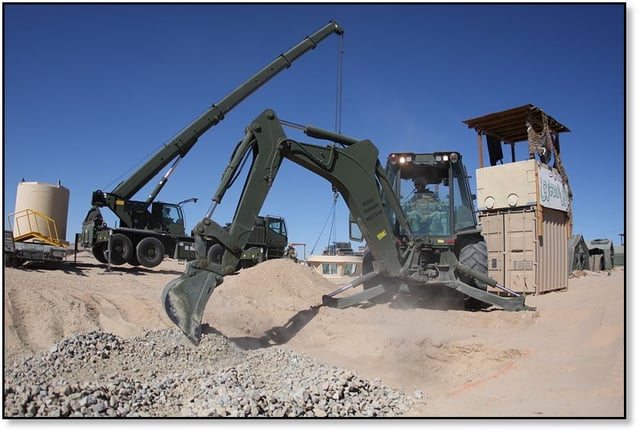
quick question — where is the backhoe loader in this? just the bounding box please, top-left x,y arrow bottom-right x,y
162,109 -> 533,344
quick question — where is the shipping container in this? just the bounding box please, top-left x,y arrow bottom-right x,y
476,159 -> 570,214
480,207 -> 568,295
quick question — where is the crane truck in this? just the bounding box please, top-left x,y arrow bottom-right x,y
80,20 -> 344,268
161,109 -> 534,345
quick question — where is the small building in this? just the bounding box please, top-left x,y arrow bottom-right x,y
568,234 -> 590,273
586,239 -> 615,271
305,242 -> 363,280
464,104 -> 572,295
613,244 -> 625,267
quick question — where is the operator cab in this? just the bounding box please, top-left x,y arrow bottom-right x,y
385,152 -> 477,239
151,202 -> 186,235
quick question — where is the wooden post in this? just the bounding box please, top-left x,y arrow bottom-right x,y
534,162 -> 544,238
476,131 -> 484,168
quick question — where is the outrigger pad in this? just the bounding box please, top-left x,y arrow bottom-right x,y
454,282 -> 535,312
162,261 -> 223,345
322,284 -> 387,309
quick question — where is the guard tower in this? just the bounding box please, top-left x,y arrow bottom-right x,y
463,104 -> 573,294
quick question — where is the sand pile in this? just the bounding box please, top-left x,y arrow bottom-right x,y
214,258 -> 338,309
204,258 -> 340,347
3,252 -> 626,417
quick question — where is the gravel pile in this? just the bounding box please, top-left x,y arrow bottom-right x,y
4,328 -> 415,417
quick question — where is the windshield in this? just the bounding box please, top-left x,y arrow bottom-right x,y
161,204 -> 183,225
384,154 -> 478,238
268,218 -> 287,236
401,178 -> 450,237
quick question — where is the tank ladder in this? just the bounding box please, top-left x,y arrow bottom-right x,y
8,209 -> 68,247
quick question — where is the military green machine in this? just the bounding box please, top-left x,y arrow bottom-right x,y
81,21 -> 344,268
162,109 -> 533,344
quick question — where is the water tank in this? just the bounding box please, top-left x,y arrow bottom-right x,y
13,181 -> 70,242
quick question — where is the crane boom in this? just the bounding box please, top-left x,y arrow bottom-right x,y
106,20 -> 344,201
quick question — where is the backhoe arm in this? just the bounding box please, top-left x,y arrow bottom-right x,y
162,109 -> 406,344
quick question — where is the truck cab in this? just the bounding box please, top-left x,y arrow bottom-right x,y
238,215 -> 288,267
151,202 -> 186,235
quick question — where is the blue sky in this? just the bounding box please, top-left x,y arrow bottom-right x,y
3,3 -> 626,257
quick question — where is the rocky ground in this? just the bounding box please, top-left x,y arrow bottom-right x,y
4,329 -> 413,417
3,251 -> 627,418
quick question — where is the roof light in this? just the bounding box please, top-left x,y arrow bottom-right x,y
389,153 -> 414,165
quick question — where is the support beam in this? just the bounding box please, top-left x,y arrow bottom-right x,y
476,131 -> 484,168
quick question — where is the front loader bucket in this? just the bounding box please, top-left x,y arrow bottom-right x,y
162,260 -> 224,345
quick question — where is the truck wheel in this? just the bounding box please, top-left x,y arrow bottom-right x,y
5,255 -> 23,268
136,237 -> 165,268
458,238 -> 491,310
10,257 -> 25,268
458,238 -> 488,289
107,233 -> 133,265
207,244 -> 224,264
92,243 -> 108,264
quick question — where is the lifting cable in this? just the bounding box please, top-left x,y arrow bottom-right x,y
104,148 -> 159,192
324,34 -> 343,252
310,188 -> 339,255
326,187 -> 339,252
326,36 -> 343,250
334,33 -> 344,135
310,36 -> 345,256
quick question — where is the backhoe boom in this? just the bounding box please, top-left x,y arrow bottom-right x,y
163,109 -> 406,343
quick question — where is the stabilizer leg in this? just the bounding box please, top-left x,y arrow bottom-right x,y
453,281 -> 534,312
322,283 -> 388,309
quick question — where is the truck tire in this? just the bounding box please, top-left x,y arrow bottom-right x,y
136,237 -> 165,268
92,244 -> 108,264
458,239 -> 488,289
458,238 -> 491,310
11,257 -> 25,268
207,244 -> 224,264
107,233 -> 133,265
5,255 -> 24,268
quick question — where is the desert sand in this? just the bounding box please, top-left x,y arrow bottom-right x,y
3,250 -> 626,418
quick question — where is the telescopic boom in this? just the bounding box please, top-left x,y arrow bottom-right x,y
109,20 -> 344,202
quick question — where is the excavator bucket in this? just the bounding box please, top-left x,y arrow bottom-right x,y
161,260 -> 224,344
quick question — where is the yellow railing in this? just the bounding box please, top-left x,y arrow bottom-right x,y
8,209 -> 68,247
